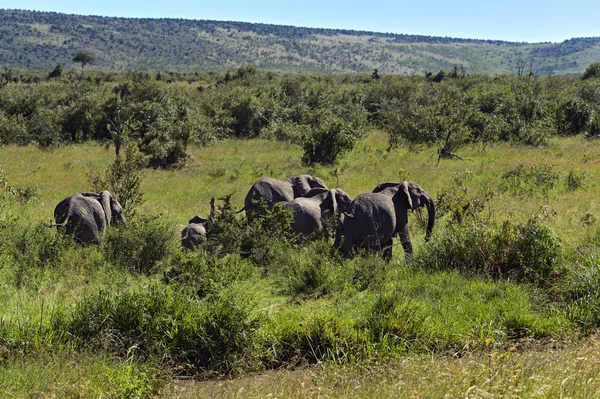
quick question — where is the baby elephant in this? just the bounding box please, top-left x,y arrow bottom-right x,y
181,215 -> 209,250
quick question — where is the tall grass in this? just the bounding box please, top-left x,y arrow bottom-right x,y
3,129 -> 600,393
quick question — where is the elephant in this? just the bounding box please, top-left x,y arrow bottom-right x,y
241,174 -> 328,216
282,187 -> 352,236
340,181 -> 435,261
53,191 -> 126,245
181,198 -> 215,250
181,215 -> 209,250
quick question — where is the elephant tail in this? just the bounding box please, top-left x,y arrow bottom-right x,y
236,206 -> 245,214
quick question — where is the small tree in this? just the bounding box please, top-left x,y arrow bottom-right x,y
88,145 -> 146,215
72,52 -> 94,76
582,63 -> 600,80
48,63 -> 63,79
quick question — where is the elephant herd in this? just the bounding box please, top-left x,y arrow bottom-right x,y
53,175 -> 436,261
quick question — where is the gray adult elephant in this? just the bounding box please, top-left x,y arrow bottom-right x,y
283,187 -> 352,236
181,215 -> 209,250
53,191 -> 126,245
241,175 -> 328,216
341,181 -> 435,260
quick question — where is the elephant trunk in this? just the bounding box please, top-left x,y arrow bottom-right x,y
424,193 -> 436,242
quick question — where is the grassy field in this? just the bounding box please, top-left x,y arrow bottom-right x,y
3,131 -> 600,397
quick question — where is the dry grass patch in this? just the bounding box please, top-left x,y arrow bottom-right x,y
161,335 -> 600,398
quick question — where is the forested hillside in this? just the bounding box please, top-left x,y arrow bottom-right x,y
1,9 -> 599,75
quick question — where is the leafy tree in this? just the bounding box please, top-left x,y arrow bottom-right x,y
48,63 -> 63,79
72,52 -> 94,76
582,63 -> 600,80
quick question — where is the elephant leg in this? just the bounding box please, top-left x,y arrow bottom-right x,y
381,238 -> 393,262
397,211 -> 413,260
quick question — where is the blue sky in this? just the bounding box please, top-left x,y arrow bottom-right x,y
3,0 -> 599,43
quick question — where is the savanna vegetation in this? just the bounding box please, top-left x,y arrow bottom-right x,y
2,9 -> 600,75
2,65 -> 600,397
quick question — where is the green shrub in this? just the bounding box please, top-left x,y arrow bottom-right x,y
556,99 -> 593,135
360,288 -> 428,351
302,117 -> 358,165
414,216 -> 562,284
280,241 -> 349,298
64,285 -> 265,375
163,251 -> 255,298
203,195 -> 295,266
563,254 -> 600,332
582,63 -> 600,80
7,223 -> 75,288
88,144 -> 146,215
501,164 -> 560,198
102,213 -> 175,273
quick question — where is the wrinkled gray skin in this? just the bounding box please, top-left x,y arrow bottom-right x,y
181,215 -> 209,250
242,175 -> 328,216
53,191 -> 125,245
341,181 -> 435,261
283,188 -> 352,236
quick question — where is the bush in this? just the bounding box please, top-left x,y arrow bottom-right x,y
501,164 -> 560,198
63,285 -> 265,375
563,254 -> 600,332
102,213 -> 175,273
414,216 -> 562,284
582,63 -> 600,80
360,288 -> 427,351
163,251 -> 255,298
556,99 -> 593,135
204,195 -> 295,265
88,144 -> 146,215
302,117 -> 358,165
6,223 -> 75,288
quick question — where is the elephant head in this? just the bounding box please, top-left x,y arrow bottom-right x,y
373,181 -> 435,242
100,191 -> 126,226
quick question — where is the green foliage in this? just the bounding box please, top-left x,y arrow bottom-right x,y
47,63 -> 63,79
5,223 -> 75,288
102,213 -> 176,274
501,164 -> 560,198
72,52 -> 94,75
163,251 -> 255,298
360,288 -> 427,351
63,285 -> 265,375
88,144 -> 146,215
556,99 -> 593,135
563,254 -> 600,331
582,63 -> 600,80
414,216 -> 562,284
203,196 -> 295,265
302,117 -> 359,165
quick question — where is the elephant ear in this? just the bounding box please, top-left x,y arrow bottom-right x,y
100,191 -> 112,227
189,215 -> 208,225
397,182 -> 413,210
294,176 -> 312,197
335,189 -> 351,213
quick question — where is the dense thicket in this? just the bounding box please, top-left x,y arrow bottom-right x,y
1,68 -> 600,166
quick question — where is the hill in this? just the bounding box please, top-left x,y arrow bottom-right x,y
0,9 -> 600,75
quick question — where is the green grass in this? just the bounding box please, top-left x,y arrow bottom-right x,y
3,132 -> 600,396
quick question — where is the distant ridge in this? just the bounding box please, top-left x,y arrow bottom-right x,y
1,9 -> 599,75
